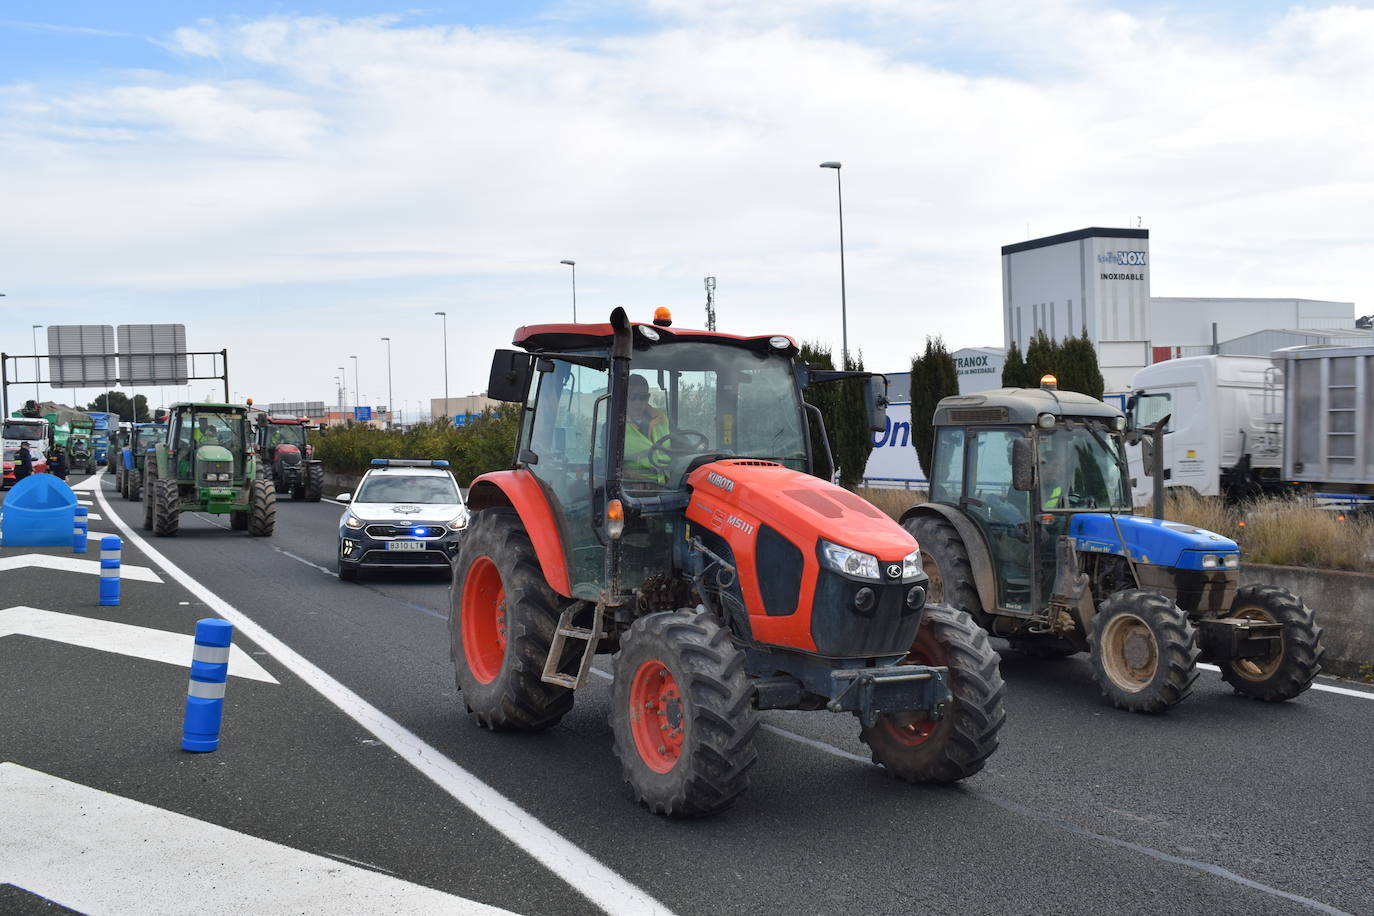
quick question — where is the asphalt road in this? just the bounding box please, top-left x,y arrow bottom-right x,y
3,471 -> 1373,915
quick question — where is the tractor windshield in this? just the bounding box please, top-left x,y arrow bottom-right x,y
628,341 -> 808,482
267,425 -> 306,448
1037,424 -> 1131,512
137,427 -> 163,448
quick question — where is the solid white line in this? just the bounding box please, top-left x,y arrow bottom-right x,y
92,473 -> 672,916
1195,662 -> 1374,700
0,763 -> 517,915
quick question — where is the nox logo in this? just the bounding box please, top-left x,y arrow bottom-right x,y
1097,250 -> 1148,267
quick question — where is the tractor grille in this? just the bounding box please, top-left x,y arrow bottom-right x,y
364,524 -> 447,539
199,460 -> 233,486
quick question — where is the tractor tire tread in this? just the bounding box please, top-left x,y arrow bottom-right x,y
905,515 -> 986,625
1220,585 -> 1324,701
247,479 -> 276,536
304,463 -> 324,502
152,478 -> 180,537
1090,589 -> 1199,713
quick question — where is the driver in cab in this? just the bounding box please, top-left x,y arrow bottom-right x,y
624,374 -> 670,484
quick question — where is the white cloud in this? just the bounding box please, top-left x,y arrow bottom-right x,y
1,3 -> 1372,410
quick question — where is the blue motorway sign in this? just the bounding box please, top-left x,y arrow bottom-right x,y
354,406 -> 372,422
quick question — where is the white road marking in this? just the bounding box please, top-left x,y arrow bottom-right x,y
0,605 -> 277,683
68,477 -> 100,492
271,545 -> 338,577
1196,663 -> 1374,699
0,763 -> 518,916
92,474 -> 673,916
0,553 -> 162,583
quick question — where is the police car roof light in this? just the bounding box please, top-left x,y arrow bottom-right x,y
370,458 -> 450,468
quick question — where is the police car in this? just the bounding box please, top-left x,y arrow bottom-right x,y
336,459 -> 468,581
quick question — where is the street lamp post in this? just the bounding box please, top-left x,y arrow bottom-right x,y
349,356 -> 359,412
819,161 -> 848,367
30,323 -> 42,402
435,311 -> 449,419
559,259 -> 577,321
381,337 -> 393,428
337,367 -> 347,409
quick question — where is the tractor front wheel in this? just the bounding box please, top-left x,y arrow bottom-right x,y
247,479 -> 276,536
859,603 -> 1006,783
904,514 -> 986,626
1220,586 -> 1323,701
450,507 -> 576,731
610,608 -> 758,816
304,463 -> 324,502
1089,589 -> 1199,713
152,478 -> 180,537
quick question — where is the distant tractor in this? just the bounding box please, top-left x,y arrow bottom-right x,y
902,378 -> 1323,713
67,433 -> 97,475
142,403 -> 275,537
119,423 -> 166,501
254,416 -> 324,501
450,308 -> 1005,817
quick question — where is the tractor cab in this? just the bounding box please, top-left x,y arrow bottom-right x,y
253,415 -> 323,501
168,405 -> 250,484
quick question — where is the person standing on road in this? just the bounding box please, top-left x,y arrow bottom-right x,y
49,445 -> 69,481
13,442 -> 34,483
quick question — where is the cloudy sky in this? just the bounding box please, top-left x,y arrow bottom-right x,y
2,1 -> 1371,418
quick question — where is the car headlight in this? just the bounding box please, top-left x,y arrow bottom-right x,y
902,548 -> 922,582
1223,553 -> 1239,569
344,513 -> 364,529
447,510 -> 469,531
819,539 -> 881,580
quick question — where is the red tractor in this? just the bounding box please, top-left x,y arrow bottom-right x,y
451,308 -> 1006,816
254,416 -> 323,501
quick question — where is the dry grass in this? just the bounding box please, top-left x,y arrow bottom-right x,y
1163,491 -> 1374,571
857,486 -> 925,522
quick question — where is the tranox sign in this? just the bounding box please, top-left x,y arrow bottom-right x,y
955,354 -> 996,376
1098,249 -> 1148,281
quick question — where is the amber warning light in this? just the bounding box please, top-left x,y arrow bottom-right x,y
653,307 -> 672,327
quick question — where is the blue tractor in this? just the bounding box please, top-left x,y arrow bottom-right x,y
118,422 -> 166,501
902,378 -> 1323,713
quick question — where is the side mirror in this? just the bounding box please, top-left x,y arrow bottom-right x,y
863,376 -> 889,433
1123,395 -> 1137,434
336,493 -> 352,503
1139,437 -> 1155,477
487,350 -> 532,403
1011,437 -> 1036,491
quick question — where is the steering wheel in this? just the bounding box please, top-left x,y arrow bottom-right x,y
647,429 -> 711,470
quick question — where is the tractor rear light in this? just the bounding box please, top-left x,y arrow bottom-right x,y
819,540 -> 881,580
1201,554 -> 1219,569
901,549 -> 922,582
607,499 -> 625,540
1223,554 -> 1239,569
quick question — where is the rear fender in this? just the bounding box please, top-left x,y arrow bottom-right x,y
899,503 -> 999,613
467,470 -> 571,597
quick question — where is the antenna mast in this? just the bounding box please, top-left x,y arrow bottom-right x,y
704,276 -> 717,331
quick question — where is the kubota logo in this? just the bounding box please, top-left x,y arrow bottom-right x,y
886,563 -> 902,578
706,471 -> 735,492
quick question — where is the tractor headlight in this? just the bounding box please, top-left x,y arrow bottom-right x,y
819,540 -> 881,580
902,548 -> 923,582
1223,554 -> 1239,569
1201,554 -> 1219,569
344,513 -> 364,530
447,509 -> 469,531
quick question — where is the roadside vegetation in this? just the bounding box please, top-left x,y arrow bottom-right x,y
309,409 -> 519,485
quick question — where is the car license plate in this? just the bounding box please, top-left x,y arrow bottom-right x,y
386,540 -> 425,551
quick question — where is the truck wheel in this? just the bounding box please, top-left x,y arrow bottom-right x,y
859,604 -> 1006,783
610,608 -> 758,816
1220,586 -> 1323,701
304,463 -> 324,502
152,478 -> 180,537
247,479 -> 276,536
1089,589 -> 1199,713
450,507 -> 576,731
904,514 -> 986,625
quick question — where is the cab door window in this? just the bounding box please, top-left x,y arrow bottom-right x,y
964,428 -> 1032,611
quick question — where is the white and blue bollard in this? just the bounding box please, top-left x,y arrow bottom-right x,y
181,618 -> 234,753
99,536 -> 122,606
72,506 -> 88,554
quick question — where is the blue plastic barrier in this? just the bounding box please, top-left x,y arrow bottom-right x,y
1,474 -> 77,547
99,536 -> 121,606
181,618 -> 234,752
72,506 -> 88,554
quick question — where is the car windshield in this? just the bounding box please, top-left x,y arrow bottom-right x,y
355,475 -> 460,505
1037,424 -> 1132,511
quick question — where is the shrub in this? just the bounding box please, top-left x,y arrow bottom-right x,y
310,408 -> 519,485
1163,491 -> 1374,571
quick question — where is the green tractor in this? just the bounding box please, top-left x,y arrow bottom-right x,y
903,378 -> 1322,713
142,403 -> 276,537
67,432 -> 98,475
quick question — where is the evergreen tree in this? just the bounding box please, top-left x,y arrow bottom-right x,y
1024,330 -> 1061,388
1002,341 -> 1027,388
909,336 -> 959,477
798,343 -> 838,481
1058,329 -> 1106,399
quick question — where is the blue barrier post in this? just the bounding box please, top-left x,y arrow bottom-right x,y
72,506 -> 88,554
181,618 -> 233,752
99,536 -> 122,606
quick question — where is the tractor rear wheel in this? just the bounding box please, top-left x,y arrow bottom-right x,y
117,469 -> 128,498
610,608 -> 758,816
1089,589 -> 1199,713
127,469 -> 142,502
859,604 -> 1005,783
142,473 -> 155,530
904,514 -> 986,625
152,478 -> 180,537
1219,586 -> 1323,701
304,463 -> 324,502
247,479 -> 276,536
450,507 -> 576,731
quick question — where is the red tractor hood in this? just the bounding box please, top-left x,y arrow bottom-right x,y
685,460 -> 915,560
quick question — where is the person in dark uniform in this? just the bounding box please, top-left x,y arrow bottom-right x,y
49,444 -> 70,481
13,442 -> 35,483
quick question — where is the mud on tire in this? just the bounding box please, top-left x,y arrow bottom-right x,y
1219,585 -> 1323,701
450,507 -> 577,731
904,514 -> 986,626
1089,589 -> 1199,713
610,607 -> 758,817
860,603 -> 1006,783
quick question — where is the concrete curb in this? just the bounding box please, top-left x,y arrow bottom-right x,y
1242,564 -> 1374,680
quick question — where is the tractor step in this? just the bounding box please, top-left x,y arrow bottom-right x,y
542,602 -> 606,690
